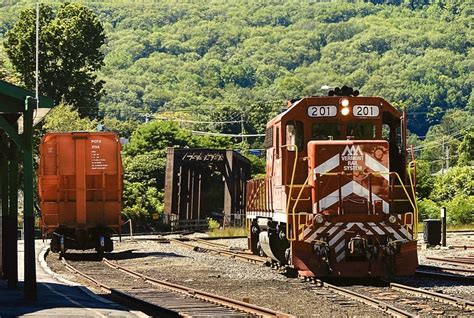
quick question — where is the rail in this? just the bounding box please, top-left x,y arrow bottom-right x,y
390,282 -> 474,311
426,256 -> 474,266
169,238 -> 267,265
418,264 -> 474,274
61,259 -> 182,317
318,280 -> 414,317
102,258 -> 294,317
415,268 -> 474,283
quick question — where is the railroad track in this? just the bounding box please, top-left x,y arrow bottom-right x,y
62,257 -> 294,317
311,279 -> 473,317
313,280 -> 414,317
168,238 -> 474,316
418,263 -> 474,274
169,237 -> 268,265
426,256 -> 474,266
415,268 -> 474,283
390,283 -> 474,311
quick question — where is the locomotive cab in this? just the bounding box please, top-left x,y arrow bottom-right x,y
247,87 -> 418,277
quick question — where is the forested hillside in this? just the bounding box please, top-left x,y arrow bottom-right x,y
0,0 -> 472,227
1,0 -> 472,135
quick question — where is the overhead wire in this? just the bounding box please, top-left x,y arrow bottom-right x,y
188,130 -> 265,137
411,131 -> 465,152
155,117 -> 242,124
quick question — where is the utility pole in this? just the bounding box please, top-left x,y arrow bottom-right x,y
445,144 -> 449,171
441,139 -> 445,174
240,114 -> 245,150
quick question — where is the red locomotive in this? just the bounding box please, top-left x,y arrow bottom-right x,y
246,86 -> 418,277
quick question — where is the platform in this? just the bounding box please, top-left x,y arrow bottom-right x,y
0,240 -> 146,317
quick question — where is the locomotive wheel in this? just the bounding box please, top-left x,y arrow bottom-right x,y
96,235 -> 105,259
250,225 -> 260,255
257,242 -> 266,257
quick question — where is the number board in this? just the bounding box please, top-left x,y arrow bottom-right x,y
308,105 -> 337,117
353,105 -> 380,117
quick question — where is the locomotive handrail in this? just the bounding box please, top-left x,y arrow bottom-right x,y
281,143 -> 299,241
370,171 -> 417,216
289,172 -> 314,241
281,143 -> 299,216
407,161 -> 419,239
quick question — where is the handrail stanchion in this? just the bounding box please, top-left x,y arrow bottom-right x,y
407,161 -> 418,239
291,173 -> 313,241
281,144 -> 298,241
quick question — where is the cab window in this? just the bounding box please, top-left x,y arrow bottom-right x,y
312,122 -> 341,140
347,123 -> 375,139
286,121 -> 304,151
264,127 -> 273,149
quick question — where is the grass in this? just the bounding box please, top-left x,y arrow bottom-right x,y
207,227 -> 247,237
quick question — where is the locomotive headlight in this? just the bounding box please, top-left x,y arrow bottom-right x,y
314,214 -> 325,224
340,98 -> 350,107
388,215 -> 397,224
341,107 -> 350,116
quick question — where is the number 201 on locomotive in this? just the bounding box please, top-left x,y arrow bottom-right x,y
246,86 -> 418,277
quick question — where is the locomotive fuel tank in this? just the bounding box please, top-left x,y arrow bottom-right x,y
39,132 -> 123,254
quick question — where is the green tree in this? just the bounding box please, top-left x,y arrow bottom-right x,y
43,103 -> 98,132
414,160 -> 435,199
418,198 -> 440,221
431,166 -> 473,202
4,3 -> 105,118
444,194 -> 473,225
457,132 -> 473,166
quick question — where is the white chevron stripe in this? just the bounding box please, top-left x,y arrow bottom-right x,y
314,154 -> 340,175
303,226 -> 313,237
336,252 -> 346,263
399,226 -> 411,239
386,227 -> 403,241
335,240 -> 346,254
368,222 -> 385,235
318,181 -> 389,213
327,226 -> 340,236
329,230 -> 346,246
306,231 -> 319,242
365,154 -> 389,181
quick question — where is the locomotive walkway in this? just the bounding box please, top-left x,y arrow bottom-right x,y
0,239 -> 145,317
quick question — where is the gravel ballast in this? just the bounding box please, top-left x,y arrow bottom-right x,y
45,231 -> 473,317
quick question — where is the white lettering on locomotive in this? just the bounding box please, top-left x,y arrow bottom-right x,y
341,145 -> 363,171
341,145 -> 363,156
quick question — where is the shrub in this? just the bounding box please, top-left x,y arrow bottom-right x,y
207,218 -> 220,231
418,198 -> 440,220
444,194 -> 474,226
431,166 -> 474,202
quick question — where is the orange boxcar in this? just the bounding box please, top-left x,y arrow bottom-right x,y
39,132 -> 123,254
